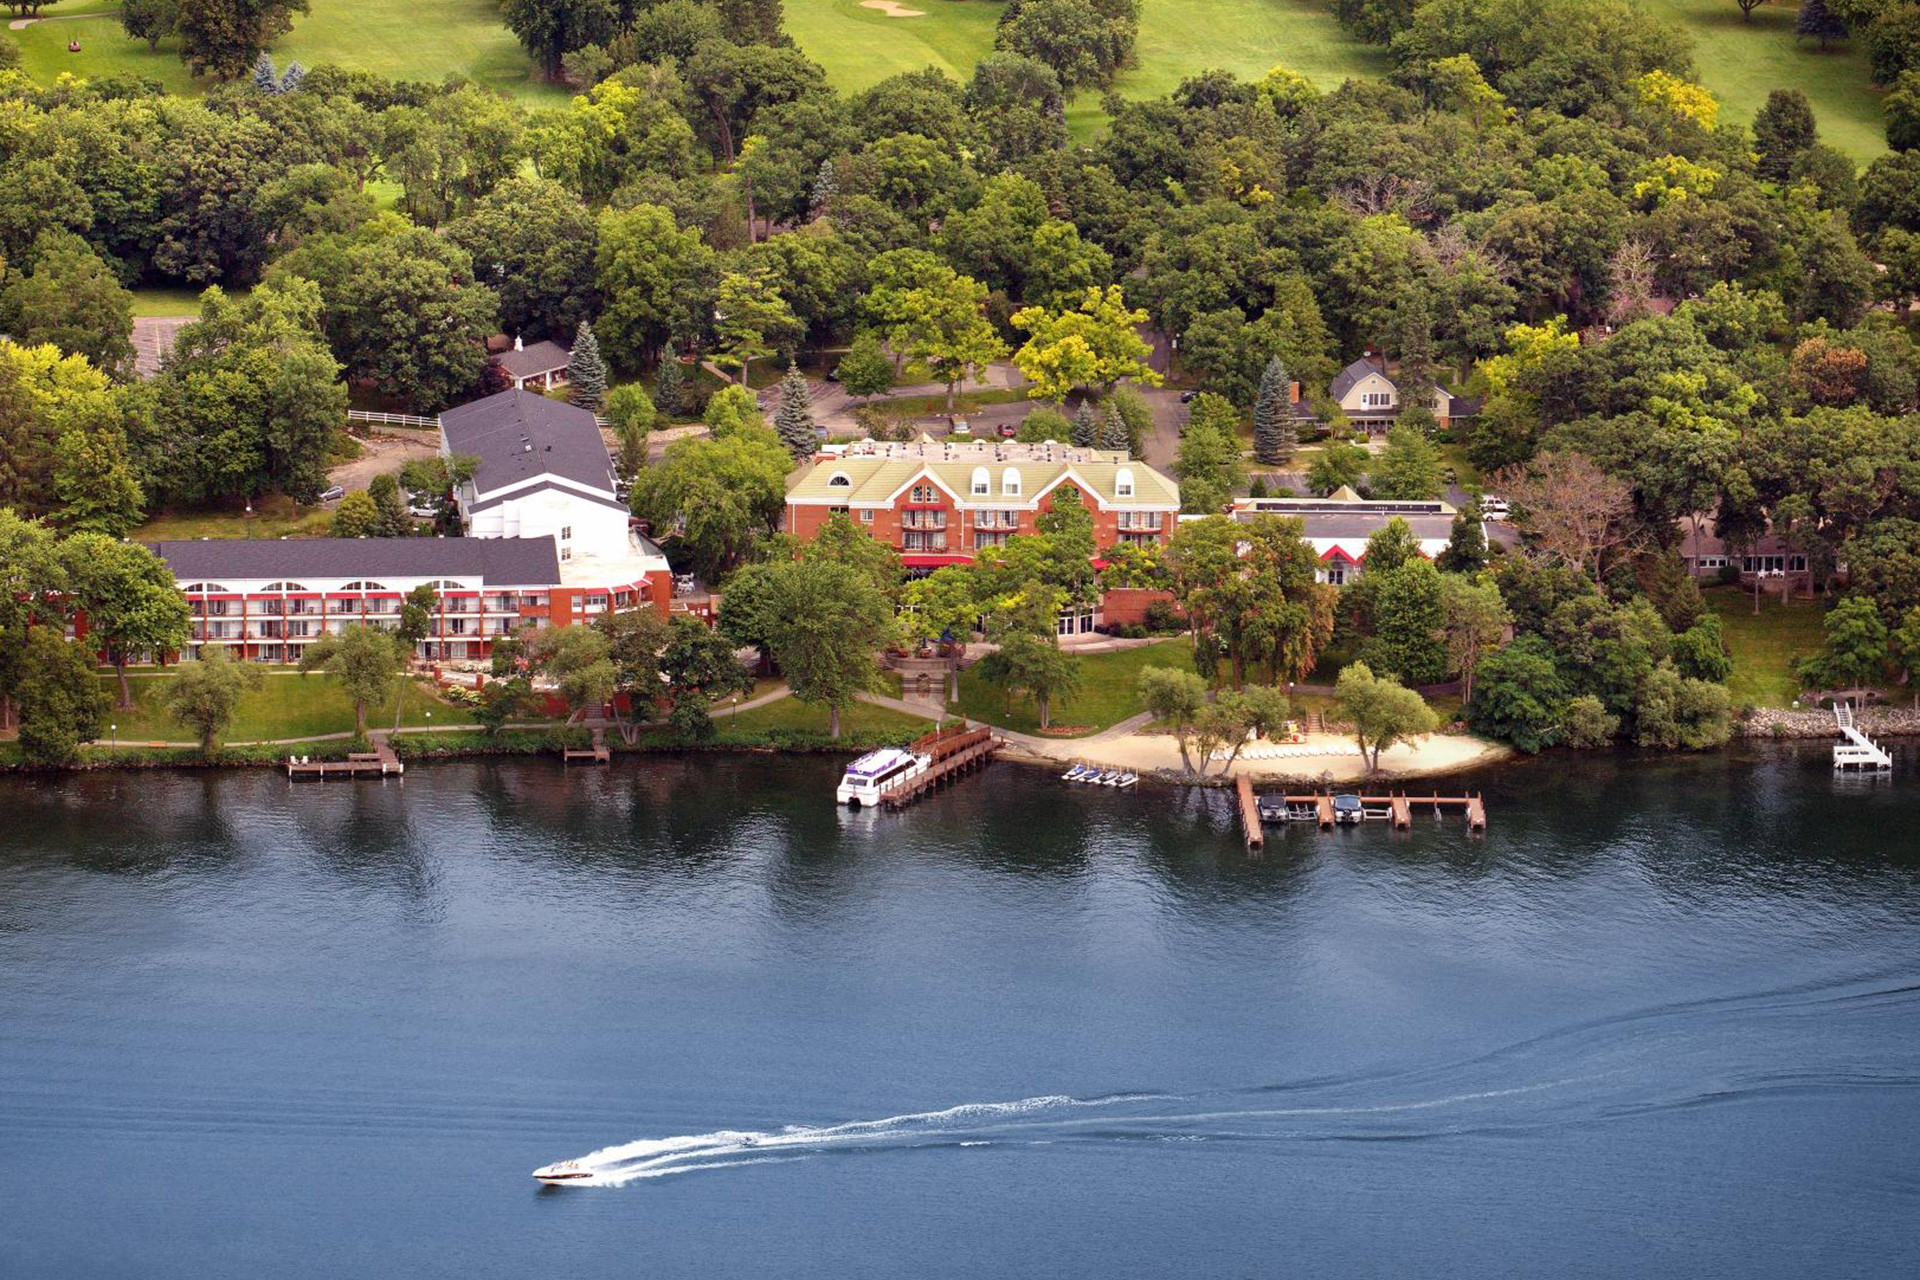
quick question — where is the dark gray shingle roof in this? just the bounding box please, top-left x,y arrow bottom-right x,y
440,389 -> 613,498
148,537 -> 562,587
495,340 -> 570,378
1329,356 -> 1388,402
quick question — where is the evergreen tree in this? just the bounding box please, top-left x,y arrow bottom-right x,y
1796,0 -> 1847,48
1252,356 -> 1295,464
567,320 -> 608,413
251,52 -> 279,94
775,363 -> 818,460
810,159 -> 837,219
1071,399 -> 1099,447
654,340 -> 687,417
1437,507 -> 1488,573
1098,401 -> 1130,451
1395,295 -> 1438,432
278,60 -> 304,93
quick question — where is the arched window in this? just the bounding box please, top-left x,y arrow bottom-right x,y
1001,468 -> 1022,497
1115,468 -> 1135,498
339,581 -> 390,592
431,580 -> 468,590
827,472 -> 852,487
181,583 -> 230,594
260,582 -> 310,593
970,466 -> 990,496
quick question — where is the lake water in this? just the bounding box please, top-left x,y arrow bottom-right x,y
2,747 -> 1918,1278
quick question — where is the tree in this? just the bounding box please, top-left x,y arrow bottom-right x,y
1560,694 -> 1621,748
52,426 -> 145,539
1468,635 -> 1569,752
1634,663 -> 1733,748
1797,0 -> 1849,47
900,270 -> 1006,411
631,424 -> 792,577
163,649 -> 262,754
1671,613 -> 1733,684
901,564 -> 983,701
1097,401 -> 1130,451
1372,423 -> 1444,500
1886,70 -> 1920,152
447,176 -> 599,342
331,491 -> 380,538
997,0 -> 1141,90
316,227 -> 499,413
774,363 -> 818,460
1307,441 -> 1369,495
724,558 -> 894,738
978,628 -> 1081,731
1753,90 -> 1816,180
1010,285 -> 1160,403
251,52 -> 279,95
1439,575 -> 1510,702
836,332 -> 895,400
367,474 -> 412,539
659,613 -> 754,740
1335,662 -> 1438,773
501,0 -> 619,80
1437,508 -> 1488,573
1174,393 -> 1245,513
1166,514 -> 1334,688
1799,595 -> 1889,689
122,0 -> 179,50
567,322 -> 608,413
596,205 -> 717,370
587,607 -> 666,742
0,234 -> 137,379
15,628 -> 107,766
1138,666 -> 1291,776
298,624 -> 404,738
1892,606 -> 1920,709
654,340 -> 689,417
1071,400 -> 1099,447
1495,451 -> 1640,582
1252,357 -> 1295,465
62,535 -> 192,710
1731,0 -> 1771,19
606,384 -> 656,481
1362,557 -> 1449,686
175,0 -> 310,80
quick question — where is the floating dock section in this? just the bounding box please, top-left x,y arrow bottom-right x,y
881,726 -> 1000,809
564,728 -> 611,765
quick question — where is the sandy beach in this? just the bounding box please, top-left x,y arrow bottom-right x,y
1000,728 -> 1511,784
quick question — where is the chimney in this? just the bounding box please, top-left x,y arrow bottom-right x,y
513,335 -> 524,352
1289,380 -> 1301,405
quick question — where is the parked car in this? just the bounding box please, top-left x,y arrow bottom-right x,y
1479,496 -> 1511,520
318,484 -> 345,503
408,503 -> 440,519
948,417 -> 971,435
1179,390 -> 1198,404
997,421 -> 1018,439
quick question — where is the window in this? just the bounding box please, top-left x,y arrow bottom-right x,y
904,531 -> 947,552
974,530 -> 1011,550
910,484 -> 937,503
902,510 -> 946,530
1325,565 -> 1348,586
859,509 -> 875,524
586,594 -> 608,610
260,582 -> 309,593
1001,468 -> 1021,497
829,505 -> 848,517
1115,468 -> 1135,498
976,509 -> 1019,530
339,581 -> 389,592
971,466 -> 990,496
560,526 -> 572,541
827,472 -> 852,488
560,546 -> 572,562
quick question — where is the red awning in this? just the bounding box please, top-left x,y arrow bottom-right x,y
901,554 -> 974,568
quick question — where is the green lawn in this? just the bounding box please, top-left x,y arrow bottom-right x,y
135,493 -> 334,542
14,0 -> 565,102
1640,0 -> 1887,162
99,670 -> 462,743
955,636 -> 1193,736
707,693 -> 934,740
1705,586 -> 1827,708
783,0 -> 1006,94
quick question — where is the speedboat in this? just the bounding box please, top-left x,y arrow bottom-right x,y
1332,793 -> 1364,825
837,747 -> 931,806
532,1160 -> 592,1184
1062,764 -> 1090,782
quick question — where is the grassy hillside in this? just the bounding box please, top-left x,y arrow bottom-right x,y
1639,0 -> 1886,161
12,0 -> 563,101
783,0 -> 1006,91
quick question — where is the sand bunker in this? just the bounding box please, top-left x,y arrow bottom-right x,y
860,0 -> 926,15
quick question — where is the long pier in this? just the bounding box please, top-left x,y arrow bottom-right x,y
564,728 -> 611,765
287,741 -> 403,779
1235,775 -> 1263,852
881,726 -> 1000,809
1262,791 -> 1487,832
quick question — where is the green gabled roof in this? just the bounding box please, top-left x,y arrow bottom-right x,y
787,455 -> 1179,508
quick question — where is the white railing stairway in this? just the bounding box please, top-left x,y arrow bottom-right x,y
1833,702 -> 1893,771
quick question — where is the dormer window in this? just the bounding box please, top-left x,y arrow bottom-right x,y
1001,468 -> 1021,497
971,466 -> 990,496
827,471 -> 852,487
1115,468 -> 1135,498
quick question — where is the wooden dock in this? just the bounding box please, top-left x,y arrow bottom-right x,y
880,726 -> 1000,809
1235,774 -> 1263,851
287,741 -> 403,779
1266,791 -> 1487,832
563,728 -> 611,765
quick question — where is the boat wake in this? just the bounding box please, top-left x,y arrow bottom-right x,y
547,974 -> 1920,1188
